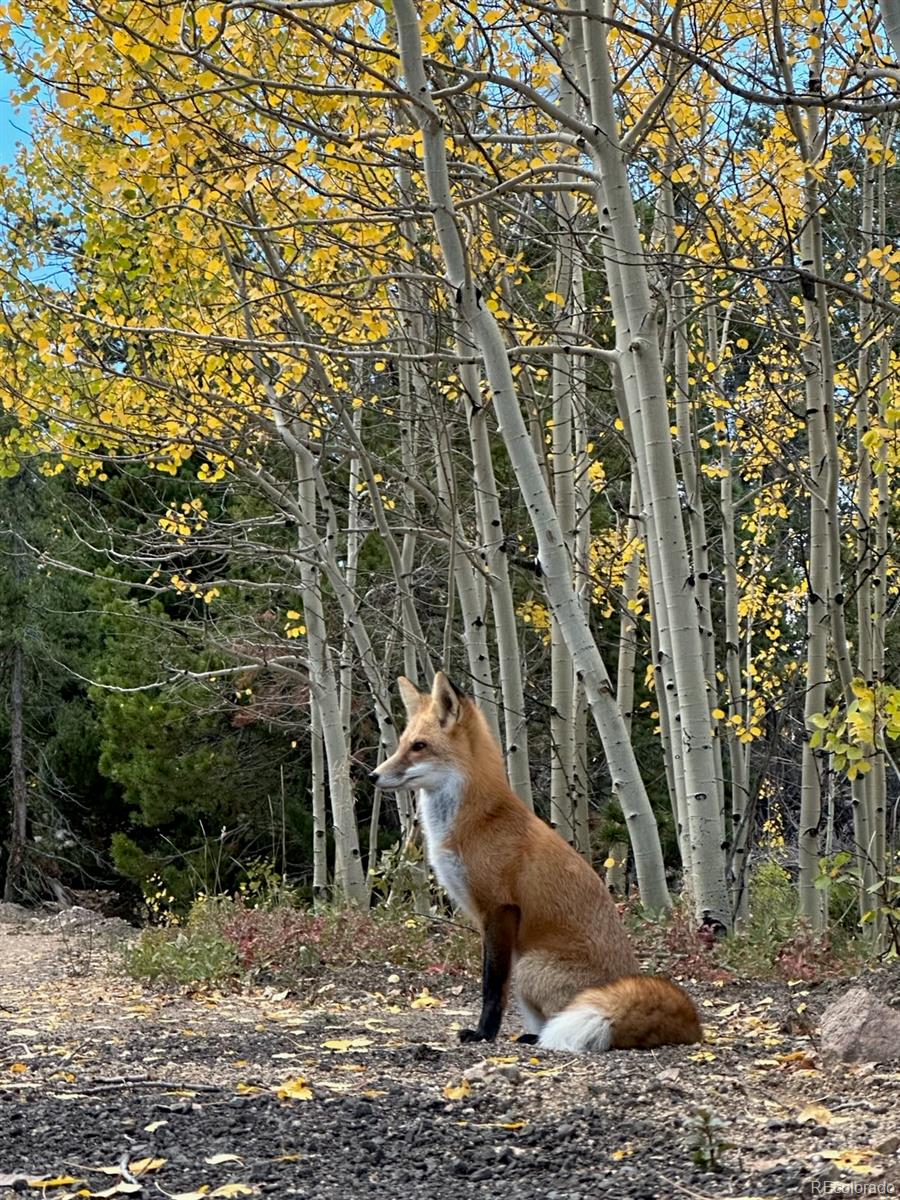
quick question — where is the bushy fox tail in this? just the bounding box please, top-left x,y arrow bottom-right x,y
538,974 -> 702,1053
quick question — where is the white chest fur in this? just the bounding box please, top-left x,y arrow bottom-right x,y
418,773 -> 473,917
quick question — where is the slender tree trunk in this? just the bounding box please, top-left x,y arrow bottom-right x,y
616,476 -> 642,741
853,147 -> 879,916
309,689 -> 328,905
3,643 -> 28,902
432,413 -> 500,737
577,1 -> 727,925
295,444 -> 367,905
548,46 -> 585,847
797,198 -> 830,931
719,380 -> 750,920
459,348 -> 534,806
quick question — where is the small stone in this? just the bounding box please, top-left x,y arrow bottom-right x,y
820,988 -> 900,1064
875,1133 -> 900,1155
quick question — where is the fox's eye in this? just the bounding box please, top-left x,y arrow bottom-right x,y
411,740 -> 428,752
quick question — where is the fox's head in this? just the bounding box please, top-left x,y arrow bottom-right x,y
370,672 -> 473,792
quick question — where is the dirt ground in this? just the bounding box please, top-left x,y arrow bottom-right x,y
1,914 -> 899,1200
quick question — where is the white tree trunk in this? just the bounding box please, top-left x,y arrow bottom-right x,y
458,347 -> 534,806
577,2 -> 727,925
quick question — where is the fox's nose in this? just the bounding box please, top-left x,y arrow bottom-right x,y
369,770 -> 380,784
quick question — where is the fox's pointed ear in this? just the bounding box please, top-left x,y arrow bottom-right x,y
432,671 -> 463,729
397,676 -> 424,719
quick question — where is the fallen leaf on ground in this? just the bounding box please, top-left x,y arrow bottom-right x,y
798,1103 -> 834,1125
27,1177 -> 83,1189
443,1079 -> 471,1101
129,1158 -> 166,1175
411,989 -> 442,1009
276,1076 -> 313,1101
322,1037 -> 373,1051
204,1154 -> 244,1166
819,1148 -> 878,1174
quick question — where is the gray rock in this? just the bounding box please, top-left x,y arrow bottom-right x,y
875,1132 -> 900,1155
820,987 -> 900,1064
0,901 -> 30,925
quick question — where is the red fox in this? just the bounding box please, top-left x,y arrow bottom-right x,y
371,673 -> 701,1052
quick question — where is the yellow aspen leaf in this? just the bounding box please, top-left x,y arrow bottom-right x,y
129,1158 -> 166,1175
797,1102 -> 833,1124
711,708 -> 726,720
210,1188 -> 255,1198
322,1037 -> 373,1051
411,988 -> 442,1008
276,1077 -> 314,1101
544,291 -> 564,304
87,85 -> 107,105
819,1149 -> 877,1173
443,1079 -> 471,1100
25,1177 -> 83,1189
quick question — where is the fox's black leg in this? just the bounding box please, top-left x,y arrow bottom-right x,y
459,905 -> 518,1043
515,1033 -> 539,1045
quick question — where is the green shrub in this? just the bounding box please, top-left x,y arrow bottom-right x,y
122,924 -> 239,985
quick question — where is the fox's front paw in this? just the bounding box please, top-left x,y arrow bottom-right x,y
458,1028 -> 488,1043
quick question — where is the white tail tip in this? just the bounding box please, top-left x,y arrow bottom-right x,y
538,1004 -> 612,1053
